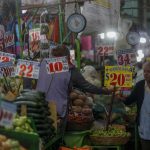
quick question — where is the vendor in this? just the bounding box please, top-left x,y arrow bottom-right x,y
36,45 -> 113,118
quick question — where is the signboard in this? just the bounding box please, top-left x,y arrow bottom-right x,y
0,62 -> 15,78
4,32 -> 14,48
0,101 -> 17,128
15,59 -> 40,79
104,66 -> 133,88
29,28 -> 40,52
0,52 -> 16,63
96,45 -> 114,56
116,49 -> 136,65
46,57 -> 69,74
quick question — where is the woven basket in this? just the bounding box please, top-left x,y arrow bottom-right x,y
90,135 -> 130,145
67,121 -> 93,131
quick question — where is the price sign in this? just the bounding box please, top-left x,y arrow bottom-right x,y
4,32 -> 14,48
0,52 -> 16,63
96,45 -> 114,56
105,66 -> 133,88
0,62 -> 15,78
16,59 -> 40,79
29,28 -> 41,52
0,101 -> 17,128
29,28 -> 40,42
116,49 -> 136,65
46,57 -> 69,74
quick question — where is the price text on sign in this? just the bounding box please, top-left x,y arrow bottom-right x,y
0,62 -> 15,78
4,32 -> 14,48
96,45 -> 114,56
16,59 -> 40,79
46,57 -> 69,74
116,49 -> 136,65
104,66 -> 133,88
29,28 -> 40,42
0,52 -> 16,63
0,101 -> 16,128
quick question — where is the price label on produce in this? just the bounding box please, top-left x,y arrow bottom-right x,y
0,51 -> 16,63
116,49 -> 136,65
0,61 -> 15,78
46,57 -> 69,74
0,101 -> 17,128
96,45 -> 114,56
104,66 -> 133,88
4,32 -> 14,48
15,59 -> 40,79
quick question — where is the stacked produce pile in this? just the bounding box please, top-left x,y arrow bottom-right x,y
0,134 -> 27,150
14,90 -> 55,144
67,89 -> 94,131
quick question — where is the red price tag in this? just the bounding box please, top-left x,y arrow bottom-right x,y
46,57 -> 69,74
4,32 -> 14,48
16,60 -> 40,79
0,56 -> 10,62
29,28 -> 40,42
97,45 -> 114,56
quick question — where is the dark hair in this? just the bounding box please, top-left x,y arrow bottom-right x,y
51,45 -> 70,57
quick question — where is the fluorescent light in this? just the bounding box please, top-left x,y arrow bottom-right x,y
137,50 -> 143,55
140,37 -> 147,43
99,33 -> 105,39
22,10 -> 27,14
106,31 -> 116,38
137,57 -> 142,62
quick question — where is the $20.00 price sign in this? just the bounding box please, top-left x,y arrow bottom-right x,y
104,66 -> 133,88
0,101 -> 16,128
46,57 -> 69,74
16,59 -> 40,79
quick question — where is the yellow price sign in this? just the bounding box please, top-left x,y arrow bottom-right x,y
104,66 -> 133,88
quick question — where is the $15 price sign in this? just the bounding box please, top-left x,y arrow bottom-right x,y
16,59 -> 40,79
46,57 -> 69,74
104,66 -> 133,88
0,101 -> 16,128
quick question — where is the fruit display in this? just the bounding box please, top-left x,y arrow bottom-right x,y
13,90 -> 55,144
0,134 -> 27,150
67,89 -> 94,131
11,116 -> 35,134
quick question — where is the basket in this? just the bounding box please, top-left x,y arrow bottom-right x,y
90,135 -> 130,145
67,120 -> 93,131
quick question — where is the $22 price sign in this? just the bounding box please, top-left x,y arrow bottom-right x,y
16,59 -> 40,79
46,57 -> 69,74
0,101 -> 16,128
104,66 -> 133,88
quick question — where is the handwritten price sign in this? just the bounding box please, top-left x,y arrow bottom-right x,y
29,28 -> 40,42
0,62 -> 15,78
0,101 -> 16,128
4,32 -> 14,48
96,45 -> 114,56
16,59 -> 40,79
46,57 -> 69,74
104,66 -> 133,88
116,49 -> 136,65
0,52 -> 16,63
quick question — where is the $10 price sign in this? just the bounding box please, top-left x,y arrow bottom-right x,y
16,59 -> 40,79
46,57 -> 69,74
104,66 -> 133,88
0,101 -> 16,128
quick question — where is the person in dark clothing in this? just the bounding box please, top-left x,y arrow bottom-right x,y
117,62 -> 150,150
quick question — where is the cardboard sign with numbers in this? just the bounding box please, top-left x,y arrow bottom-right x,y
0,52 -> 16,63
105,66 -> 133,88
46,57 -> 69,74
29,28 -> 40,52
0,100 -> 17,128
116,49 -> 136,65
0,62 -> 15,78
4,32 -> 14,48
96,45 -> 114,56
16,59 -> 40,79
